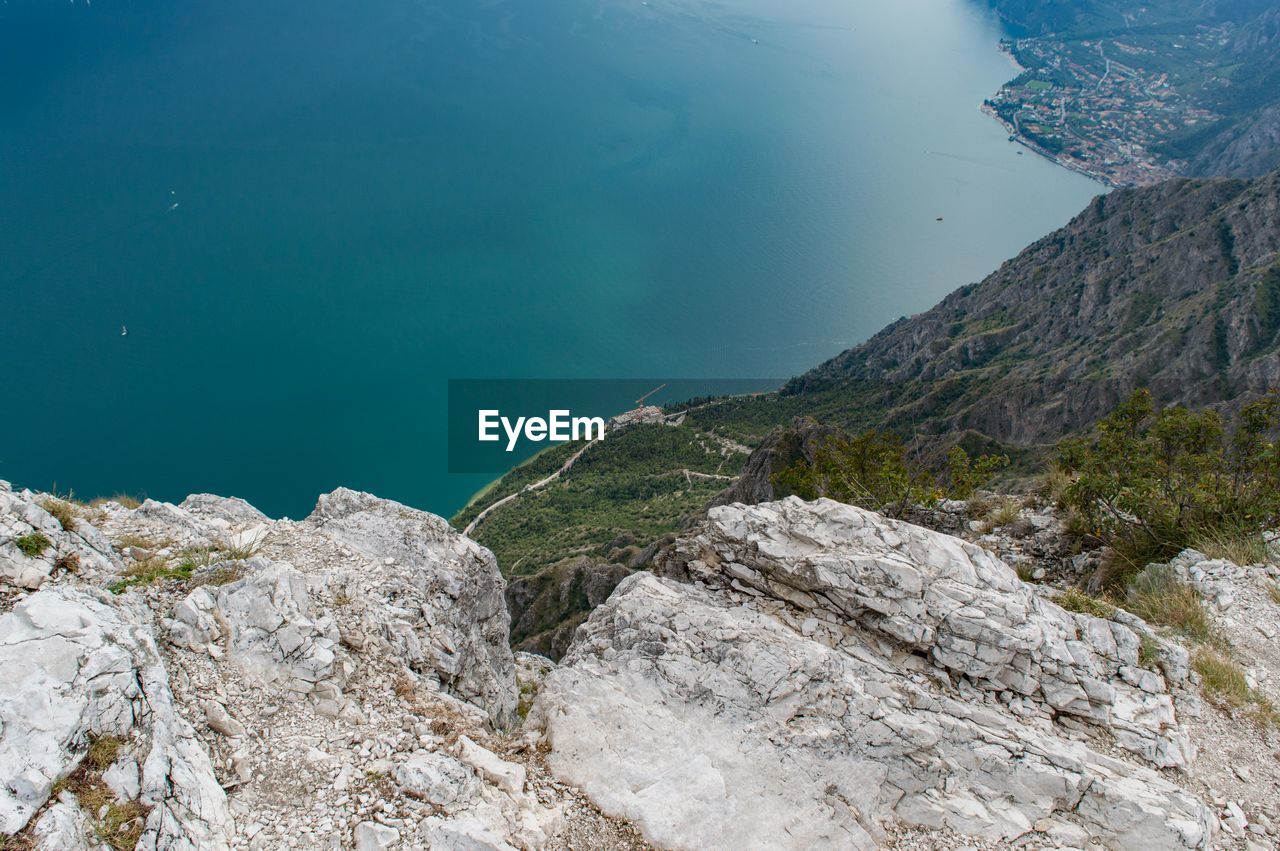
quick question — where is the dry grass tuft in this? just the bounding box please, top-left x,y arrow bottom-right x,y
38,497 -> 78,531
1125,576 -> 1215,644
47,735 -> 150,851
1056,587 -> 1116,619
1190,527 -> 1270,566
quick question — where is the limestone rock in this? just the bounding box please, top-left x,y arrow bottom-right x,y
0,586 -> 232,847
170,561 -> 342,694
353,820 -> 401,850
31,795 -> 90,851
0,489 -> 120,591
657,497 -> 1192,769
536,498 -> 1214,850
395,751 -> 480,809
306,488 -> 517,728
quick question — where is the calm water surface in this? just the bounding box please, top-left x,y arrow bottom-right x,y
0,0 -> 1101,518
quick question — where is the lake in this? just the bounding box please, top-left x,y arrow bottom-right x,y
0,0 -> 1101,519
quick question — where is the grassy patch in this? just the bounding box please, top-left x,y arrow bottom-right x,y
1125,571 -> 1215,644
980,498 -> 1022,533
1191,649 -> 1278,727
14,532 -> 52,558
1268,582 -> 1280,605
1193,649 -> 1251,707
1190,527 -> 1269,566
38,497 -> 78,532
48,735 -> 150,851
108,556 -> 193,594
219,534 -> 266,561
1056,587 -> 1116,619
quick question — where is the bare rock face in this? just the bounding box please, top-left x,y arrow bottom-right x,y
534,498 -> 1214,850
505,557 -> 633,661
0,586 -> 233,847
168,561 -> 359,720
0,483 -> 120,592
306,488 -> 518,728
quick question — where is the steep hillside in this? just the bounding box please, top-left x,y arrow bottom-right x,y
793,169 -> 1280,444
458,169 -> 1280,580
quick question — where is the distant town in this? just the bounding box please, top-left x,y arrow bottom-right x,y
985,24 -> 1236,186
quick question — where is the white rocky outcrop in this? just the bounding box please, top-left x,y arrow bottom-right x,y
305,488 -> 518,728
0,483 -> 120,591
0,486 -> 579,849
0,586 -> 233,847
533,498 -> 1215,850
5,482 -> 1258,850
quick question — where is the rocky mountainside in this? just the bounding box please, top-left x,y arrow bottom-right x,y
0,483 -> 640,851
792,168 -> 1280,449
5,479 -> 1280,848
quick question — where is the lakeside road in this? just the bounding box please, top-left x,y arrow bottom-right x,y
462,439 -> 599,537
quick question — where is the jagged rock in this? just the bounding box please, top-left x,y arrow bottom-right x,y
305,488 -> 517,728
0,586 -> 233,847
202,701 -> 246,739
170,562 -> 343,696
709,417 -> 840,508
535,498 -> 1213,850
103,754 -> 141,802
456,736 -> 525,796
32,794 -> 90,850
354,820 -> 401,850
420,815 -> 518,850
179,494 -> 269,526
396,751 -> 481,809
0,489 -> 120,590
657,497 -> 1191,769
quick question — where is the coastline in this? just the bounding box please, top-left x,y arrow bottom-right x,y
980,101 -> 1120,189
984,40 -> 1119,189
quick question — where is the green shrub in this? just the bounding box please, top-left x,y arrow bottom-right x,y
771,431 -> 1006,517
1057,389 -> 1280,587
14,532 -> 52,558
948,445 -> 1010,500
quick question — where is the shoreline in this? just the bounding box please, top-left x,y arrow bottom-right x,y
980,101 -> 1120,189
985,40 -> 1119,189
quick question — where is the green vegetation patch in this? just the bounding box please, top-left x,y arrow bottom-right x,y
108,556 -> 194,593
14,532 -> 52,558
459,423 -> 747,576
1057,389 -> 1280,588
46,734 -> 151,851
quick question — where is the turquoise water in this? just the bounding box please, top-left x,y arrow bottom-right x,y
0,0 -> 1100,519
